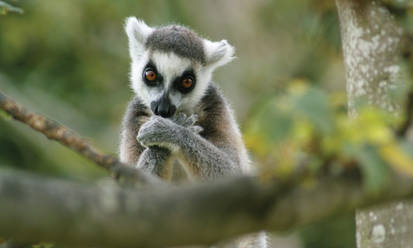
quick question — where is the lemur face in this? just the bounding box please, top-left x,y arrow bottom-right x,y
125,17 -> 235,118
137,51 -> 202,118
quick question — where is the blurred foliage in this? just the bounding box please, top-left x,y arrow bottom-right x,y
2,1 -> 413,248
244,81 -> 413,194
0,0 -> 344,179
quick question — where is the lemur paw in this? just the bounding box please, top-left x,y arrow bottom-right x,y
188,125 -> 203,134
137,116 -> 178,150
172,112 -> 203,134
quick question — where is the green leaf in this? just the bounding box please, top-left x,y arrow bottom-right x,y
0,109 -> 11,120
267,108 -> 293,143
357,145 -> 390,195
399,140 -> 413,158
254,100 -> 294,144
293,87 -> 333,134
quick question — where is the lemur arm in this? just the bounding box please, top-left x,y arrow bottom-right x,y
175,128 -> 241,180
119,98 -> 148,165
136,146 -> 173,179
137,115 -> 241,180
119,97 -> 173,179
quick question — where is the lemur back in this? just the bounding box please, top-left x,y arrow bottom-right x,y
119,17 -> 266,248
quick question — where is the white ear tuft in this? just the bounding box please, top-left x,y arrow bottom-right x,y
125,17 -> 154,61
204,39 -> 235,69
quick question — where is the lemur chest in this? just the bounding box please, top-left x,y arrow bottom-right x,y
168,157 -> 193,182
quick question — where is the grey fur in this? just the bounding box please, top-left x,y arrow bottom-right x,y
120,84 -> 244,179
145,25 -> 206,64
137,147 -> 172,179
120,84 -> 266,246
121,20 -> 267,247
135,84 -> 245,178
119,97 -> 150,165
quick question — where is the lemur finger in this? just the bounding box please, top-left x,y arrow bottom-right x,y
183,114 -> 199,127
177,112 -> 188,123
172,112 -> 187,125
136,134 -> 148,148
189,125 -> 203,134
150,115 -> 163,121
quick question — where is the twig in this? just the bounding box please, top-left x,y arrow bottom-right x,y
0,1 -> 24,14
0,90 -> 155,185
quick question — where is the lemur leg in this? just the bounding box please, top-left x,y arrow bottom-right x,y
137,146 -> 173,180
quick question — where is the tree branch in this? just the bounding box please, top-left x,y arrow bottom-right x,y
0,169 -> 412,248
397,90 -> 413,137
0,1 -> 23,14
0,90 -> 157,186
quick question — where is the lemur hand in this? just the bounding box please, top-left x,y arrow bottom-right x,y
171,112 -> 203,134
137,113 -> 202,149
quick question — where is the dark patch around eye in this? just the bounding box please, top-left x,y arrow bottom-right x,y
142,62 -> 163,86
173,69 -> 196,94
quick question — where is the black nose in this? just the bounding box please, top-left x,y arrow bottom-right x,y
151,97 -> 176,118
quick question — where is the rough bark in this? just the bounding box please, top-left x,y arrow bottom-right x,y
356,200 -> 413,248
336,0 -> 413,247
0,169 -> 413,248
336,0 -> 404,117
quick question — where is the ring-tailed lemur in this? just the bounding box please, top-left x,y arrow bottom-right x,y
119,17 -> 267,248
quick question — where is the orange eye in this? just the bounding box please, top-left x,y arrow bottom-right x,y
145,70 -> 157,81
182,78 -> 193,88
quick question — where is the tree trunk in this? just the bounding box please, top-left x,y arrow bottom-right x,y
336,0 -> 413,247
355,200 -> 413,248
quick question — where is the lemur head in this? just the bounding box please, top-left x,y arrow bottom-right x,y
125,17 -> 235,118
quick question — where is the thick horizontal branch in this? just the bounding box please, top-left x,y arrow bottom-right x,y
0,90 -> 157,186
0,170 -> 412,248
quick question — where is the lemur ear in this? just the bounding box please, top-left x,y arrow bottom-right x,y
125,17 -> 154,61
204,39 -> 235,69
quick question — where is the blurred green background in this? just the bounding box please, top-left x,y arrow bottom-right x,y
0,1 -> 353,247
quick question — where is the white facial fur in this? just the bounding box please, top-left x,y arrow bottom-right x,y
125,17 -> 235,114
125,17 -> 153,61
130,50 -> 212,113
203,39 -> 235,70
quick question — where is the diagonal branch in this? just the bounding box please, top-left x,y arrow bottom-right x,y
0,90 -> 157,185
0,1 -> 23,14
